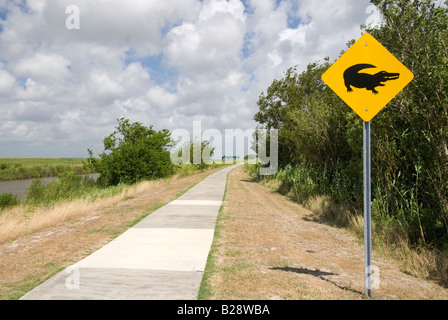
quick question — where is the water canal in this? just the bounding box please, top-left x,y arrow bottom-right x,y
0,173 -> 99,199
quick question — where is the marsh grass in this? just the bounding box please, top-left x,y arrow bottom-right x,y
0,193 -> 20,209
0,158 -> 93,181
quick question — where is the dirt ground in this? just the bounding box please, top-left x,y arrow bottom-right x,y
0,168 -> 223,300
204,165 -> 448,300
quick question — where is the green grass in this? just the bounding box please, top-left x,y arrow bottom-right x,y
0,158 -> 93,181
3,263 -> 65,300
24,172 -> 98,207
198,172 -> 230,300
0,193 -> 20,209
0,158 -> 88,166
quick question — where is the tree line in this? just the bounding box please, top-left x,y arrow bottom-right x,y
253,0 -> 448,249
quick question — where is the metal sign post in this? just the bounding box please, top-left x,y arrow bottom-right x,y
363,121 -> 372,298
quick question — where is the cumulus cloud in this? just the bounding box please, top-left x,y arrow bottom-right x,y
0,68 -> 17,94
0,0 -> 372,157
13,52 -> 71,83
165,0 -> 246,82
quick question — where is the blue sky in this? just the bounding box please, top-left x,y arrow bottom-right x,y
125,52 -> 179,92
0,0 -> 376,158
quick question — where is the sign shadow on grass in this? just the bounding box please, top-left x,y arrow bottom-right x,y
270,266 -> 363,297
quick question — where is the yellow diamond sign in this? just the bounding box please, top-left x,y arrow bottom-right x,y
321,33 -> 414,122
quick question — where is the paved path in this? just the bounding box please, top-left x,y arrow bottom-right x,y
20,164 -> 240,300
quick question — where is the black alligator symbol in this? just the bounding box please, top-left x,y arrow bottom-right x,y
343,64 -> 400,95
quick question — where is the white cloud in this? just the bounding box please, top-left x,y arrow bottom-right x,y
147,86 -> 178,112
0,6 -> 46,62
165,0 -> 246,78
0,68 -> 16,94
41,0 -> 202,57
13,52 -> 71,83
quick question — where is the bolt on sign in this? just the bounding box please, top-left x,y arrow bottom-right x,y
321,33 -> 414,122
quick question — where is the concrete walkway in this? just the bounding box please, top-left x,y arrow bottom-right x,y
20,164 -> 240,300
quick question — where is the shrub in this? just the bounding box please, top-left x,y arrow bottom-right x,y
0,193 -> 20,209
25,173 -> 98,206
87,118 -> 175,186
26,179 -> 46,204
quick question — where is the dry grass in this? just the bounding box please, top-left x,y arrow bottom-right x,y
261,180 -> 448,289
0,180 -> 163,244
201,166 -> 448,300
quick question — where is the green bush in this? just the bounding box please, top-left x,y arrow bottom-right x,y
26,179 -> 46,204
25,173 -> 97,206
0,193 -> 20,209
87,118 -> 175,186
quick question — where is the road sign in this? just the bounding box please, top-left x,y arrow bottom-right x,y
321,33 -> 414,298
321,33 -> 414,122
